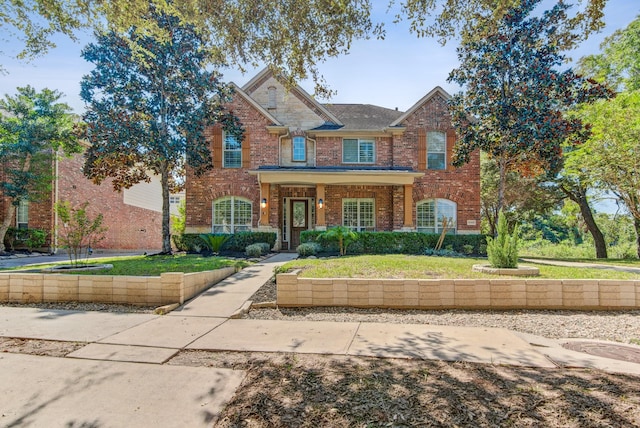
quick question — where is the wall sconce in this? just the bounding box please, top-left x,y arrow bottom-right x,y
318,198 -> 324,209
261,198 -> 267,208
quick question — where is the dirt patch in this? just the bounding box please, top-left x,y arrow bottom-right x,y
170,350 -> 640,427
0,337 -> 85,358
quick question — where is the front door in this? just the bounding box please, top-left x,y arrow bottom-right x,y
290,199 -> 308,249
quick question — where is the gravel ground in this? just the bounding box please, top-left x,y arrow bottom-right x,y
247,278 -> 640,344
0,302 -> 156,313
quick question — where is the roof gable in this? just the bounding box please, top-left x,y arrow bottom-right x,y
230,83 -> 282,126
242,68 -> 342,128
389,86 -> 451,127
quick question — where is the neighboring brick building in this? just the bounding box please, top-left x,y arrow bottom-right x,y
1,148 -> 163,252
185,68 -> 481,250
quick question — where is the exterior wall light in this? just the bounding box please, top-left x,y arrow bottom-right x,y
318,198 -> 324,209
261,198 -> 267,208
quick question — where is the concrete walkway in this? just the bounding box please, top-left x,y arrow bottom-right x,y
2,252 -> 640,426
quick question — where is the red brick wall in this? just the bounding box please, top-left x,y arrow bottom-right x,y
56,152 -> 163,251
186,88 -> 481,236
186,96 -> 274,231
399,93 -> 481,232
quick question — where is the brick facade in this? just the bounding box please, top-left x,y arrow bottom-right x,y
0,150 -> 163,252
185,69 -> 481,250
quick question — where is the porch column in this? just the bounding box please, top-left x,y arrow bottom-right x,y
259,182 -> 270,226
316,183 -> 326,227
403,184 -> 413,228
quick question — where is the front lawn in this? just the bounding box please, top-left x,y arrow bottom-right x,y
281,255 -> 640,280
2,254 -> 246,276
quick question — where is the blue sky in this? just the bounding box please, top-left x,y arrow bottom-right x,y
0,0 -> 637,114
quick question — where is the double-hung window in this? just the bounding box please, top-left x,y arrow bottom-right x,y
223,132 -> 242,168
343,139 -> 374,163
16,200 -> 28,229
427,131 -> 446,170
343,198 -> 375,231
416,199 -> 456,233
292,136 -> 306,162
212,197 -> 252,233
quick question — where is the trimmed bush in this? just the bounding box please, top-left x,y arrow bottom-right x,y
176,231 -> 277,253
245,243 -> 263,257
256,242 -> 272,254
302,230 -> 487,256
297,242 -> 321,257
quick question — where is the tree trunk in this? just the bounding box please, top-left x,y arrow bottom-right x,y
160,161 -> 172,254
561,185 -> 608,259
0,153 -> 32,253
0,203 -> 16,253
634,216 -> 640,259
496,156 -> 506,236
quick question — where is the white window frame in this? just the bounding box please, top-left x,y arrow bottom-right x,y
212,196 -> 252,233
292,136 -> 306,162
416,198 -> 457,234
342,139 -> 375,164
169,196 -> 181,204
342,198 -> 375,232
223,132 -> 242,168
16,200 -> 28,229
427,131 -> 446,170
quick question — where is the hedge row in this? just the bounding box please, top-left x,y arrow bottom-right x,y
300,230 -> 488,256
173,231 -> 277,253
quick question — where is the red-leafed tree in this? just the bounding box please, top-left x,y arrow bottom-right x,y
447,0 -> 613,219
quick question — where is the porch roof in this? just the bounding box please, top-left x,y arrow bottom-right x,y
248,166 -> 424,186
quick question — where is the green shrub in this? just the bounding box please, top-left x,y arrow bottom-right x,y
225,231 -> 277,252
176,232 -> 277,253
256,242 -> 272,254
4,227 -> 47,251
297,242 -> 321,257
199,234 -> 230,253
486,211 -> 519,268
245,243 -> 263,257
317,226 -> 358,256
302,230 -> 487,256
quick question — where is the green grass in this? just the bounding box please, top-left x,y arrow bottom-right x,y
2,254 -> 246,276
280,255 -> 640,280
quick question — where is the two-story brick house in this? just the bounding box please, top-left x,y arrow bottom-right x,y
185,68 -> 480,250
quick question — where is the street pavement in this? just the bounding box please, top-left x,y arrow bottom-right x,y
1,252 -> 640,427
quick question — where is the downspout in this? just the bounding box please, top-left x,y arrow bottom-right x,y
52,151 -> 59,254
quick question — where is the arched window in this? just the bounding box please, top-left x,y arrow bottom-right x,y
416,199 -> 456,233
212,197 -> 252,233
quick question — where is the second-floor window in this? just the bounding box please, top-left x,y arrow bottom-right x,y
427,131 -> 446,170
343,139 -> 374,164
292,136 -> 306,162
223,132 -> 242,168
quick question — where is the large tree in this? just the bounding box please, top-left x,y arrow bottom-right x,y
2,1 -> 608,94
481,154 -> 563,236
567,91 -> 640,258
448,0 -> 612,216
81,10 -> 242,254
578,15 -> 640,92
0,86 -> 81,252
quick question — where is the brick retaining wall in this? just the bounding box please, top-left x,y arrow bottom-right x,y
276,273 -> 640,310
0,267 -> 236,306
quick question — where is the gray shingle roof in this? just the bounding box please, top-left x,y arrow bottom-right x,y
322,104 -> 404,130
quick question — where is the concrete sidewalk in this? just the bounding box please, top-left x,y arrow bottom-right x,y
2,251 -> 640,426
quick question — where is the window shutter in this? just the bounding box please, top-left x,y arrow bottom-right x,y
418,129 -> 427,170
212,125 -> 222,169
446,129 -> 456,171
242,133 -> 251,169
